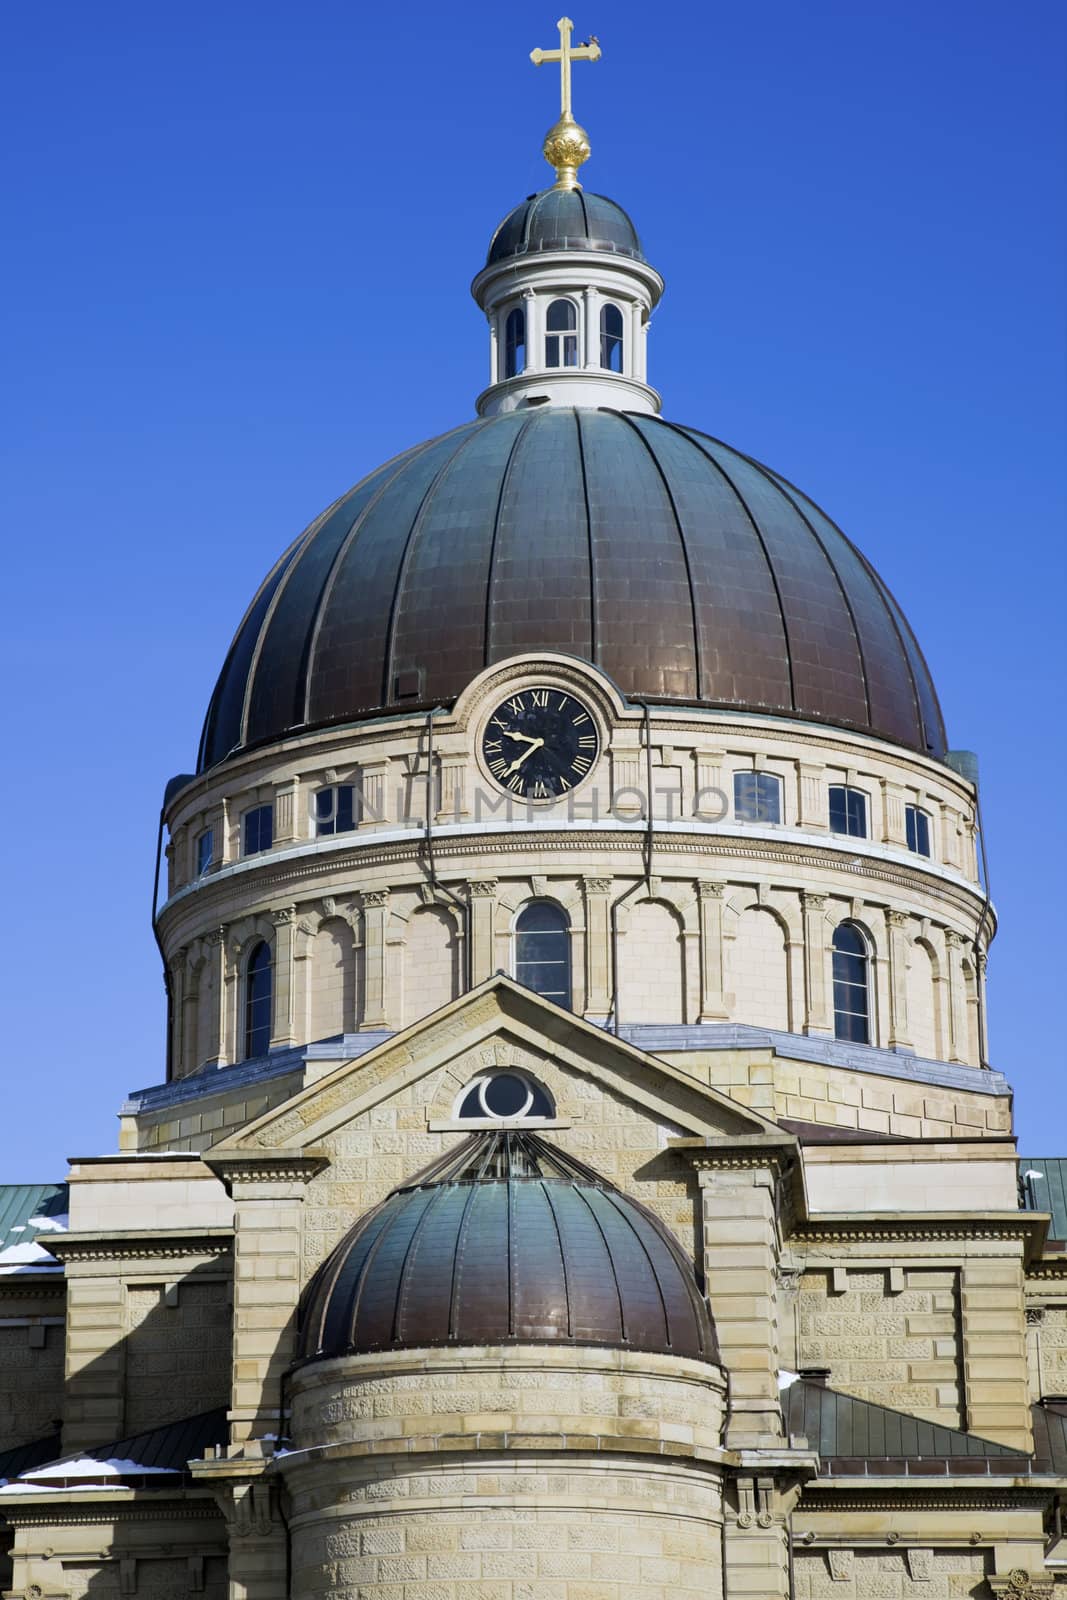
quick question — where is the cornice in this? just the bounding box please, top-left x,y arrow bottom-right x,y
798,1483 -> 1051,1512
203,1151 -> 328,1188
158,827 -> 986,946
0,1492 -> 224,1526
49,1229 -> 233,1264
793,1212 -> 1045,1257
0,1276 -> 65,1298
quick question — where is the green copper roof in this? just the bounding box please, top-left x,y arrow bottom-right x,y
782,1378 -> 1029,1468
1020,1158 -> 1067,1242
0,1183 -> 67,1252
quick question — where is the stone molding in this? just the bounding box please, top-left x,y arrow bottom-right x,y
48,1229 -> 233,1263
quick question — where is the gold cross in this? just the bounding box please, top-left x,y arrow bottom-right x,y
530,17 -> 601,122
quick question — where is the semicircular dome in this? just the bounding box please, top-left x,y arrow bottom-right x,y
199,409 -> 945,770
296,1131 -> 717,1365
487,187 -> 645,265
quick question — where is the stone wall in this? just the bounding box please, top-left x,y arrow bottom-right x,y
0,1317 -> 64,1450
124,1278 -> 232,1434
286,1455 -> 724,1600
792,1547 -> 989,1597
797,1268 -> 962,1426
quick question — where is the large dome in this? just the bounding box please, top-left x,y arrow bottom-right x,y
198,408 -> 946,771
297,1131 -> 716,1365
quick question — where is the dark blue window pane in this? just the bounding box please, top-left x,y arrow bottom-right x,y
505,307 -> 526,378
847,789 -> 867,837
906,805 -> 931,856
600,303 -> 624,371
515,901 -> 571,1007
832,924 -> 869,1043
196,829 -> 213,876
244,941 -> 272,1058
243,805 -> 273,856
829,786 -> 866,838
736,772 -> 782,823
545,299 -> 578,368
457,1084 -> 483,1118
316,785 -> 356,837
482,1073 -> 529,1117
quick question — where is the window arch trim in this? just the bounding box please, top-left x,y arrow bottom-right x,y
453,1068 -> 557,1124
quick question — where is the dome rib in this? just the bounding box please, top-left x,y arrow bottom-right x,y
757,461 -> 924,750
198,409 -> 947,768
735,445 -> 875,731
616,410 -> 704,698
664,419 -> 798,712
299,430 -> 473,729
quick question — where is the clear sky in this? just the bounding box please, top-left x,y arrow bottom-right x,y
1,0 -> 1064,1179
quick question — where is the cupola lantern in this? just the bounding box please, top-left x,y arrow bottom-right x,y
471,18 -> 664,417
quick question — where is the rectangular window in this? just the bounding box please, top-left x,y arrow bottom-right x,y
242,804 -> 273,856
828,784 -> 867,838
315,785 -> 356,837
195,828 -> 214,877
734,771 -> 782,824
905,804 -> 931,857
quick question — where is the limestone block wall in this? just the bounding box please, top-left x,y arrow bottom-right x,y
792,1547 -> 989,1597
283,1345 -> 726,1600
286,1456 -> 723,1600
0,1314 -> 64,1450
796,1267 -> 963,1426
123,1278 -> 232,1434
294,1034 -> 702,1283
660,1049 -> 1011,1141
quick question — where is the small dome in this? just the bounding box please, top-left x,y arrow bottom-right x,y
297,1131 -> 716,1365
199,409 -> 946,770
487,187 -> 645,265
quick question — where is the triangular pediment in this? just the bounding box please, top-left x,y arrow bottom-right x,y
211,975 -> 784,1157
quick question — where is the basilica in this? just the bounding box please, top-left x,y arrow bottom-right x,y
2,20 -> 1064,1600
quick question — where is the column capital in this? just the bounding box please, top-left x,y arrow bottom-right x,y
468,878 -> 499,898
362,889 -> 391,910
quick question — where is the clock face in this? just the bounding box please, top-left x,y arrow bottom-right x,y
480,687 -> 600,800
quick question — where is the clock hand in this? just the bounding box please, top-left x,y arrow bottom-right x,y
503,738 -> 545,775
500,728 -> 541,746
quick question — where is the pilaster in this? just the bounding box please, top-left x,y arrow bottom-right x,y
802,892 -> 832,1035
697,880 -> 729,1021
467,878 -> 499,984
945,928 -> 970,1065
582,875 -> 613,1019
268,906 -> 297,1049
959,1253 -> 1033,1451
204,1154 -> 325,1445
360,890 -> 391,1028
680,1137 -> 797,1449
886,908 -> 912,1050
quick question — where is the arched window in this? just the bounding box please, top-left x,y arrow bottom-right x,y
504,306 -> 526,378
545,299 -> 578,368
832,924 -> 870,1044
600,303 -> 624,371
514,901 -> 571,1008
244,941 -> 272,1059
455,1069 -> 555,1122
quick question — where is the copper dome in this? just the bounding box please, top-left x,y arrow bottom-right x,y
198,408 -> 946,771
296,1131 -> 717,1365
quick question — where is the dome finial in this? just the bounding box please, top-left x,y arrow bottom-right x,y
530,17 -> 601,190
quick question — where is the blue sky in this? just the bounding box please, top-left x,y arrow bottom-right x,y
1,0 -> 1064,1178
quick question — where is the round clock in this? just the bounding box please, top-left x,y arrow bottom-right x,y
480,686 -> 600,800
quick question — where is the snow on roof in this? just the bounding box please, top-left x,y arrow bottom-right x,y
0,1239 -> 61,1275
